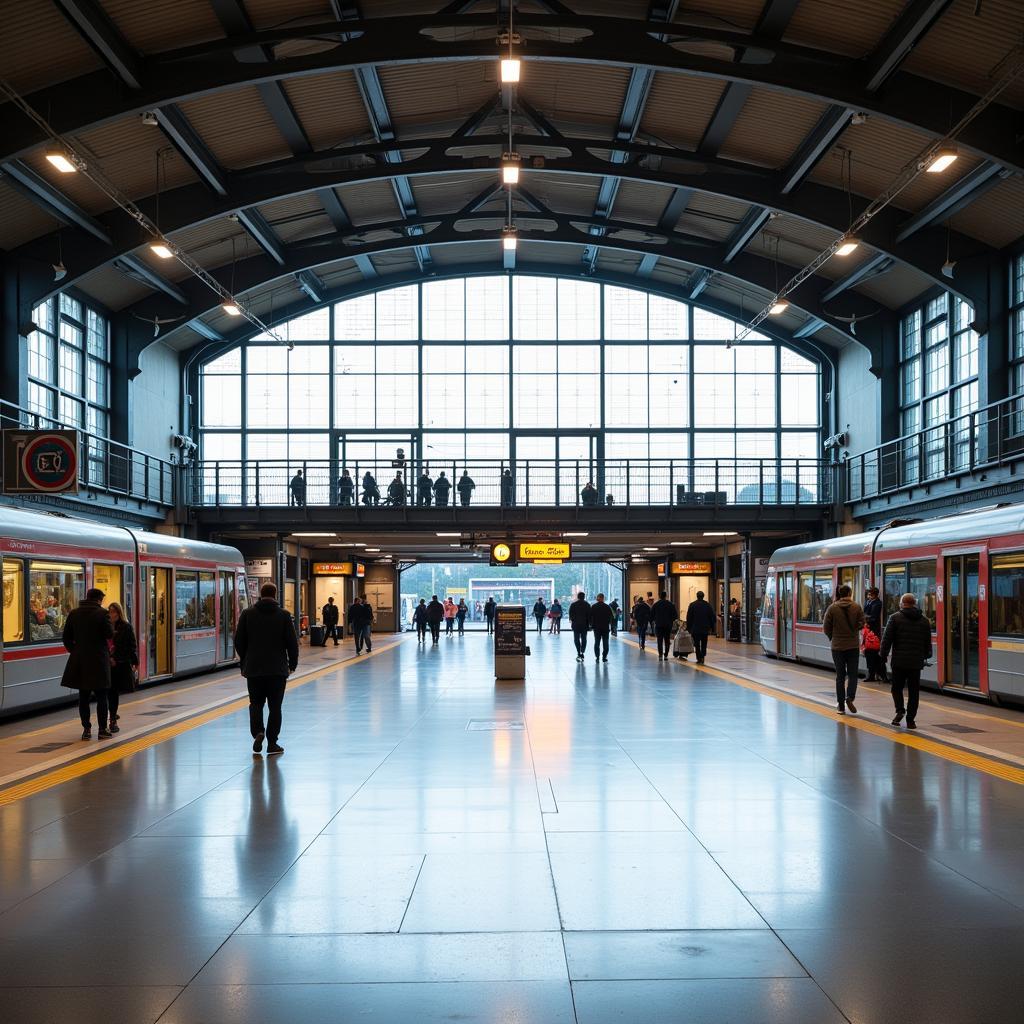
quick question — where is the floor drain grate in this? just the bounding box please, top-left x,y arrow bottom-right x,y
934,723 -> 985,734
20,742 -> 73,753
467,719 -> 525,731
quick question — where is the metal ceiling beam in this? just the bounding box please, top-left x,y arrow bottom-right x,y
863,0 -> 955,92
115,254 -> 187,303
153,106 -> 228,196
0,159 -> 111,242
317,187 -> 377,279
53,0 -> 143,89
636,254 -> 659,278
687,269 -> 710,299
723,207 -> 771,263
5,13 -> 1020,173
190,319 -> 226,342
296,269 -> 324,304
794,316 -> 825,338
234,207 -> 285,265
894,161 -> 1006,242
821,253 -> 893,302
656,187 -> 693,233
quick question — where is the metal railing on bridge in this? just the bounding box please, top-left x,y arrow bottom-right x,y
1,400 -> 175,507
846,394 -> 1024,503
188,458 -> 833,509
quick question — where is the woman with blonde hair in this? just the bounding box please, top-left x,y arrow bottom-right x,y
107,601 -> 138,733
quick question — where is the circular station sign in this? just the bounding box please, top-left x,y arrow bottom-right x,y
20,433 -> 78,492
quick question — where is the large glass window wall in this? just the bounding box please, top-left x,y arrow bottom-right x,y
199,276 -> 822,502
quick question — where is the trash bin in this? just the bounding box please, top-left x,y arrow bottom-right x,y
309,624 -> 325,646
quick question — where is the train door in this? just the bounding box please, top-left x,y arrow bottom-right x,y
147,566 -> 172,677
944,554 -> 981,690
219,570 -> 235,662
778,571 -> 794,656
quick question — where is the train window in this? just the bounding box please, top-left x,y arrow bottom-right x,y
3,559 -> 25,643
814,570 -> 833,617
883,564 -> 907,618
175,571 -> 198,630
198,572 -> 216,628
28,560 -> 84,641
797,571 -> 815,622
907,560 -> 937,628
990,552 -> 1024,638
94,564 -> 122,609
839,566 -> 859,600
761,574 -> 775,621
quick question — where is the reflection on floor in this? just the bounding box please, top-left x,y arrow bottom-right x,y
2,633 -> 1024,1023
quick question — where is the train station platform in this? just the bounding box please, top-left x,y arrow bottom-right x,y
2,633 -> 1023,1024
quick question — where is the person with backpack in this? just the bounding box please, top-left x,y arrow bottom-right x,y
822,584 -> 866,716
569,592 -> 591,661
549,598 -> 563,634
456,599 -> 468,635
863,586 -> 887,682
631,596 -> 652,651
881,592 -> 933,730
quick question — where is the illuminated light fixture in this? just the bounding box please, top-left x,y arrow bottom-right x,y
563,532 -> 589,537
670,541 -> 693,546
222,302 -> 242,316
835,235 -> 860,257
449,543 -> 463,548
45,149 -> 77,173
502,226 -> 518,252
704,531 -> 737,537
150,240 -> 174,259
924,147 -> 958,173
769,300 -> 789,316
292,532 -> 335,537
365,548 -> 381,552
436,532 -> 462,537
500,57 -> 520,83
501,152 -> 521,184
643,547 -> 659,551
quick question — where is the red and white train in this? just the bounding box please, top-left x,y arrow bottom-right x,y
1,504 -> 248,714
760,505 -> 1024,704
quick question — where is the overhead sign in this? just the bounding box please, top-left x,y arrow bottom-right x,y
313,561 -> 355,576
519,542 -> 572,562
533,558 -> 564,565
669,560 -> 713,575
245,558 -> 274,577
356,562 -> 365,578
3,429 -> 79,494
490,542 -> 516,567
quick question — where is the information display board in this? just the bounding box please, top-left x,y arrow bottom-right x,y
494,603 -> 528,679
313,561 -> 356,576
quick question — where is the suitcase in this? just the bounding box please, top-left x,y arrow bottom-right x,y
309,624 -> 325,646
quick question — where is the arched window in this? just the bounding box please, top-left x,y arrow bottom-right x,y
198,276 -> 821,504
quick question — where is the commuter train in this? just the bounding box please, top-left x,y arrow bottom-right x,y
1,504 -> 248,714
760,505 -> 1024,704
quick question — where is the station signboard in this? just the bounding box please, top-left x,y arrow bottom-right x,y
668,560 -> 713,575
494,605 -> 527,656
2,429 -> 79,494
313,561 -> 356,576
519,542 -> 572,562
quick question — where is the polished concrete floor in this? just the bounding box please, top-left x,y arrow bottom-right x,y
2,634 -> 1024,1023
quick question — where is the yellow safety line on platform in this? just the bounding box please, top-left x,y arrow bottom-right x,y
618,637 -> 1024,787
0,641 -> 399,808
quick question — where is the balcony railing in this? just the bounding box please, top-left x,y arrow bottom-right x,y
846,393 -> 1024,502
1,400 -> 175,507
187,457 -> 833,509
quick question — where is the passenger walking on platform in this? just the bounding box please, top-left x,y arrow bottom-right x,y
484,596 -> 497,634
361,471 -> 380,506
533,597 -> 547,633
355,595 -> 375,654
631,596 -> 652,650
107,601 -> 138,733
61,587 -> 114,740
822,584 -> 865,716
881,593 -> 932,730
234,582 -> 298,756
443,597 -> 457,635
580,481 -> 599,507
413,598 -> 428,642
685,591 -> 716,665
728,598 -> 742,641
863,586 -> 888,682
645,593 -> 656,638
418,469 -> 433,506
549,598 -> 563,634
500,468 -> 515,507
569,592 -> 591,662
609,598 -> 620,636
457,470 -> 476,506
289,469 -> 306,507
590,593 -> 613,662
456,599 -> 468,634
434,471 -> 452,507
337,469 -> 354,506
387,472 -> 406,506
427,595 -> 444,644
651,590 -> 678,661
321,596 -> 340,646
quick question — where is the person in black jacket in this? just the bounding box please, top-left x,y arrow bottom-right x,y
880,592 -> 933,730
631,597 -> 651,651
234,582 -> 298,755
500,469 -> 515,507
289,470 -> 306,507
651,591 -> 679,661
362,471 -> 380,506
337,469 -> 355,506
321,596 -> 340,646
426,595 -> 444,644
433,472 -> 451,507
484,596 -> 496,634
107,601 -> 138,733
533,597 -> 547,633
589,593 -> 613,662
387,473 -> 406,506
580,482 -> 599,507
413,599 -> 429,642
61,588 -> 114,740
863,586 -> 887,682
569,592 -> 591,662
417,470 -> 433,506
685,591 -> 716,665
349,595 -> 374,654
457,471 -> 476,507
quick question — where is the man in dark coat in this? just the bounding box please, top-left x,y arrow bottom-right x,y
457,470 -> 476,506
533,597 -> 547,633
631,597 -> 652,651
362,471 -> 380,506
500,469 -> 515,507
880,592 -> 933,730
863,586 -> 887,682
62,587 -> 114,740
433,472 -> 452,507
580,482 -> 599,507
321,596 -> 340,646
589,593 -> 614,662
234,582 -> 298,755
413,599 -> 429,642
337,470 -> 355,506
651,590 -> 679,661
426,594 -> 445,644
685,590 -> 716,665
289,470 -> 306,507
569,592 -> 591,662
484,596 -> 496,635
418,470 -> 433,506
387,473 -> 406,506
350,595 -> 374,654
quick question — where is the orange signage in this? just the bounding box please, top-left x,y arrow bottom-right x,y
313,561 -> 355,576
518,542 -> 572,561
669,560 -> 712,575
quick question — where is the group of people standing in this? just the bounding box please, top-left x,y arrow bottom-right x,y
410,595 -> 475,643
315,594 -> 375,654
630,590 -> 716,664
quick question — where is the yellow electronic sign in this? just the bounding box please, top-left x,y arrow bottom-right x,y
518,542 -> 572,561
669,560 -> 712,575
312,561 -> 355,576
